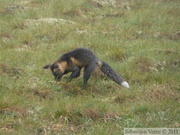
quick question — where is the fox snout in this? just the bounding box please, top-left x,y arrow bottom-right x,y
53,72 -> 62,81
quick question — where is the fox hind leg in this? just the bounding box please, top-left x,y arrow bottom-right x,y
83,61 -> 97,86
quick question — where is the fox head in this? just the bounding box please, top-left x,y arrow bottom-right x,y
43,62 -> 64,81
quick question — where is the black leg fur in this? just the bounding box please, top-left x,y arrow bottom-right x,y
83,61 -> 97,86
68,68 -> 81,81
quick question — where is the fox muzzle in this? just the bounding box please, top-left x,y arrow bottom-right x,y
53,73 -> 62,81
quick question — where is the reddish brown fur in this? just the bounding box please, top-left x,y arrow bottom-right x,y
70,57 -> 84,67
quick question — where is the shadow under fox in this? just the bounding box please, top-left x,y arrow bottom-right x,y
43,48 -> 129,88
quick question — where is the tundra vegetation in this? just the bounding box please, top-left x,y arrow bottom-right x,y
0,0 -> 179,134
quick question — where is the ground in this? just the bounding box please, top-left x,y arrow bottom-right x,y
0,0 -> 179,134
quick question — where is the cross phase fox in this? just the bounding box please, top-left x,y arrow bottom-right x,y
43,48 -> 130,88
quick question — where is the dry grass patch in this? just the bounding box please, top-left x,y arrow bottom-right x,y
53,107 -> 121,127
32,89 -> 54,100
113,94 -> 136,104
0,63 -> 23,78
145,84 -> 179,102
134,57 -> 155,72
83,108 -> 120,121
0,106 -> 28,118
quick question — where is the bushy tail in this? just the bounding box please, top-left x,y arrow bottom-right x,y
97,60 -> 130,89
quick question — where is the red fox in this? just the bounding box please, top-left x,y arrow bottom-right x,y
43,48 -> 129,88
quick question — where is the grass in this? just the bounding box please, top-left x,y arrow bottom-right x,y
0,0 -> 180,134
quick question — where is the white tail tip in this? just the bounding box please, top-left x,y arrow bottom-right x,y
121,81 -> 130,89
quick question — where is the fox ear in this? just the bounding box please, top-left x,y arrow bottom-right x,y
43,64 -> 51,69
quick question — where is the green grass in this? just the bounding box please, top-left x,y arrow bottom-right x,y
0,0 -> 180,134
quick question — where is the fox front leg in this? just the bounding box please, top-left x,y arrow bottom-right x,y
67,67 -> 81,82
